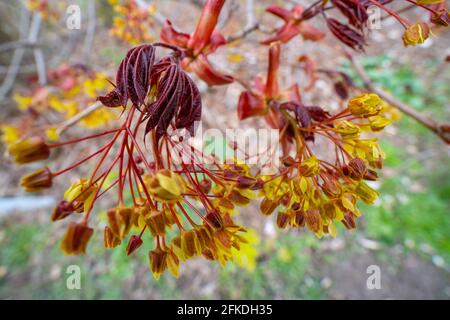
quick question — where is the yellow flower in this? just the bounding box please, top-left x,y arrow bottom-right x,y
231,229 -> 259,272
142,209 -> 167,236
104,226 -> 121,248
348,93 -> 382,117
49,96 -> 77,114
61,223 -> 93,255
107,206 -> 136,239
403,22 -> 430,47
262,176 -> 290,200
80,108 -> 117,128
299,156 -> 320,177
227,53 -> 243,63
64,178 -> 98,212
1,125 -> 20,147
380,100 -> 402,122
45,127 -> 59,141
82,75 -> 107,98
145,169 -> 186,203
13,93 -> 33,111
20,167 -> 53,192
336,120 -> 361,140
8,137 -> 50,164
354,181 -> 378,204
344,139 -> 385,168
369,115 -> 391,132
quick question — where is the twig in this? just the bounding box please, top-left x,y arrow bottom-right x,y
33,46 -> 46,85
226,0 -> 260,43
245,0 -> 256,29
347,52 -> 450,144
57,101 -> 103,135
0,40 -> 38,52
227,23 -> 259,43
82,0 -> 97,61
0,7 -> 32,100
217,0 -> 238,30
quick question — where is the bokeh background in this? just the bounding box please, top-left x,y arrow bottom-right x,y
0,0 -> 449,299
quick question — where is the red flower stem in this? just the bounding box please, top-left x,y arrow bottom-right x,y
117,134 -> 128,205
405,0 -> 440,16
138,225 -> 147,238
83,154 -> 121,225
126,141 -> 157,210
169,142 -> 215,210
164,138 -> 172,170
176,202 -> 200,227
369,0 -> 409,28
95,176 -> 121,200
126,151 -> 137,206
167,138 -> 225,187
89,107 -> 135,183
47,129 -> 119,148
152,130 -> 163,169
167,204 -> 184,231
89,129 -> 124,183
67,173 -> 106,207
125,127 -> 153,172
52,144 -> 110,177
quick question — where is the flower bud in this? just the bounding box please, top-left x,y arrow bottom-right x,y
363,169 -> 378,181
236,176 -> 258,189
61,223 -> 93,255
20,167 -> 52,192
336,120 -> 361,140
146,169 -> 185,202
104,226 -> 121,249
64,178 -> 98,213
342,212 -> 356,229
343,158 -> 367,180
348,93 -> 382,117
403,22 -> 430,47
181,230 -> 203,258
260,197 -> 278,216
51,200 -> 75,221
355,181 -> 378,204
205,210 -> 223,229
126,235 -> 143,255
199,178 -> 212,194
369,115 -> 391,132
143,209 -> 167,236
305,209 -> 321,233
8,137 -> 50,164
276,211 -> 290,229
107,206 -> 135,239
299,156 -> 320,177
295,211 -> 306,227
149,247 -> 167,280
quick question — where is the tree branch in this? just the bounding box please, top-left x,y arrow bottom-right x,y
57,101 -> 103,135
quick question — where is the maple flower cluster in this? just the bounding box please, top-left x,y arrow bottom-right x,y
5,0 -> 448,279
